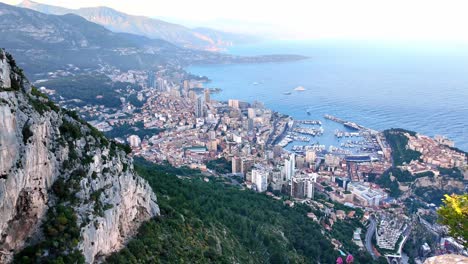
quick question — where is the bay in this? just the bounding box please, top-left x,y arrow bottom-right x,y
188,40 -> 468,151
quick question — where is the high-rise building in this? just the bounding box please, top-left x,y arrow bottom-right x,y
207,140 -> 217,151
188,91 -> 197,101
252,169 -> 268,192
183,80 -> 190,95
291,178 -> 306,198
306,180 -> 314,199
291,174 -> 317,199
241,158 -> 254,176
307,173 -> 317,199
157,78 -> 166,91
247,119 -> 254,132
284,153 -> 296,181
232,156 -> 242,174
296,155 -> 305,169
127,135 -> 141,148
195,96 -> 204,118
204,89 -> 210,104
147,71 -> 156,89
228,99 -> 240,109
247,108 -> 256,119
271,169 -> 283,184
305,150 -> 316,163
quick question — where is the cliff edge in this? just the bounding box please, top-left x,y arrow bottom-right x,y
0,49 -> 159,263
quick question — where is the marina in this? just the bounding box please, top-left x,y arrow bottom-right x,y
292,127 -> 324,136
297,120 -> 322,125
274,113 -> 384,157
334,130 -> 361,138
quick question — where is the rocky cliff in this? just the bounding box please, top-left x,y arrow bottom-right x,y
0,49 -> 159,263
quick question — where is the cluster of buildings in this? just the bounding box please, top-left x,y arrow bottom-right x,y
35,53 -> 468,264
375,212 -> 409,251
327,181 -> 389,207
407,133 -> 467,169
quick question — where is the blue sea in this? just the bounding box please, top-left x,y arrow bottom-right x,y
188,40 -> 468,151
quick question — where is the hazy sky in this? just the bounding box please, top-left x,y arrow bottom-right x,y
4,0 -> 468,42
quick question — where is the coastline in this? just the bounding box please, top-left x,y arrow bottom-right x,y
186,42 -> 468,151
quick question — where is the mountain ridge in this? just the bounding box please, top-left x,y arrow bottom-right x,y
17,0 -> 257,51
0,2 -> 307,81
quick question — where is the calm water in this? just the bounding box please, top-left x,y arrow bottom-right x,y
188,40 -> 468,151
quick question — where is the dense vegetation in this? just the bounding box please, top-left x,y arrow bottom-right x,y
403,221 -> 439,264
206,157 -> 232,174
437,194 -> 468,247
438,167 -> 464,180
14,167 -> 87,263
107,158 -> 374,263
413,187 -> 462,205
375,169 -> 402,198
104,121 -> 163,140
42,74 -> 138,107
383,129 -> 421,166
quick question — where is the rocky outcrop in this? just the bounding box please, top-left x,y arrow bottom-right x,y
413,176 -> 464,191
0,49 -> 159,263
424,254 -> 468,264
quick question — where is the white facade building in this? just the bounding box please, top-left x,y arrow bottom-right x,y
252,169 -> 268,192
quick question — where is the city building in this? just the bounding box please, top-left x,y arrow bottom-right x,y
248,108 -> 256,119
204,89 -> 210,104
241,158 -> 254,176
252,169 -> 268,192
228,99 -> 240,109
195,96 -> 204,118
284,153 -> 296,181
305,150 -> 316,164
325,154 -> 341,168
127,135 -> 142,148
291,174 -> 316,199
348,182 -> 387,207
232,156 -> 242,174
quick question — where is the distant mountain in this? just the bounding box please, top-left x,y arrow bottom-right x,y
0,2 -> 306,80
17,0 -> 257,51
0,2 -> 178,75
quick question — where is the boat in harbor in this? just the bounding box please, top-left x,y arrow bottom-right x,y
343,121 -> 360,130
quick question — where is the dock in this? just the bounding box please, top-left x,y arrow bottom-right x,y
324,114 -> 367,131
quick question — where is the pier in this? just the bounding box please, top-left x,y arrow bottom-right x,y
324,114 -> 367,131
296,120 -> 322,125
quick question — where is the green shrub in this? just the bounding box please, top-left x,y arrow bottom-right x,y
22,124 -> 33,144
60,119 -> 82,139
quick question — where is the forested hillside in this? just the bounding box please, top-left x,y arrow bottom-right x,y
107,158 -> 377,263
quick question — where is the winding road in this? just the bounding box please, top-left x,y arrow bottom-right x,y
365,216 -> 377,260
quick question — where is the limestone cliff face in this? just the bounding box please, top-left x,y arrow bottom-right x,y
413,176 -> 464,191
424,254 -> 468,264
0,49 -> 159,263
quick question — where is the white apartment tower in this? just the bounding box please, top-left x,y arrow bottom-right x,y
284,153 -> 296,181
252,169 -> 268,192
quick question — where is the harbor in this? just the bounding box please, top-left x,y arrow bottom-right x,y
275,113 -> 382,158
